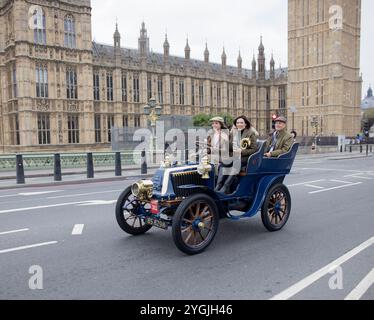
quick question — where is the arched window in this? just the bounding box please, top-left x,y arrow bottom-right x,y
33,9 -> 46,45
64,14 -> 76,49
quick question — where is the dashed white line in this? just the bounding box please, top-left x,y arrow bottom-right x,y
270,236 -> 374,300
0,201 -> 88,214
304,184 -> 325,189
330,180 -> 355,184
19,191 -> 64,196
309,182 -> 362,194
47,189 -> 122,199
0,241 -> 58,255
345,268 -> 374,300
287,180 -> 326,187
344,174 -> 373,180
0,200 -> 117,214
0,228 -> 29,236
72,224 -> 85,235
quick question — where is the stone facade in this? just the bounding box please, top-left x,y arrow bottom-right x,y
287,0 -> 362,137
0,0 -> 361,153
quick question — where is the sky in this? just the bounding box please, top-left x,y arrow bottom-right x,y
91,0 -> 373,99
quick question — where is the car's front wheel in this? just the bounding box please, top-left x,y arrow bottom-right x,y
172,193 -> 219,255
115,186 -> 152,235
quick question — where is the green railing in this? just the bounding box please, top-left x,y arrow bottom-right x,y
0,151 -> 142,171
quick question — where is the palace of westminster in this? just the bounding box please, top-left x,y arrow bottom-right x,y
0,0 -> 362,153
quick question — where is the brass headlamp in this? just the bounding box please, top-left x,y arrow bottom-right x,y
131,180 -> 154,200
197,155 -> 212,179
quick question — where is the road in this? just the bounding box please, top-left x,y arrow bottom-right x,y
0,155 -> 373,300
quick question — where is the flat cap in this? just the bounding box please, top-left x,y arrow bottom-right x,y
210,116 -> 225,123
275,116 -> 287,123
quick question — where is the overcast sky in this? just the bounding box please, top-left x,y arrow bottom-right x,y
91,0 -> 373,98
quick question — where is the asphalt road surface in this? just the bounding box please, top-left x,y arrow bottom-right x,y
0,155 -> 373,300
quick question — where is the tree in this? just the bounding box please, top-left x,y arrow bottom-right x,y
192,113 -> 234,128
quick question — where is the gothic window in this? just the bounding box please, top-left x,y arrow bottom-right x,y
95,114 -> 101,143
179,79 -> 185,105
64,14 -> 76,49
199,81 -> 204,107
34,9 -> 46,45
68,114 -> 79,144
10,114 -> 20,145
106,72 -> 113,101
93,72 -> 100,101
157,76 -> 163,104
37,113 -> 51,145
107,115 -> 114,142
36,64 -> 48,98
66,67 -> 77,99
133,73 -> 140,103
121,73 -> 127,102
147,74 -> 152,101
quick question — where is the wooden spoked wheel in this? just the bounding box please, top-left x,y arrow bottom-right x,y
261,184 -> 291,232
172,194 -> 219,255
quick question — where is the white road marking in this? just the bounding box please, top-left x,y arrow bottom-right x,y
19,191 -> 64,196
309,182 -> 362,194
345,268 -> 374,300
47,189 -> 122,199
301,168 -> 365,173
72,224 -> 85,235
0,201 -> 88,214
0,200 -> 117,214
304,184 -> 325,189
330,180 -> 355,184
0,194 -> 18,199
287,180 -> 326,187
0,190 -> 64,199
270,236 -> 374,300
0,241 -> 58,255
344,174 -> 373,180
0,228 -> 29,236
77,200 -> 116,206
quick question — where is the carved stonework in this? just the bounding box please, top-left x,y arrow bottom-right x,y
66,102 -> 79,112
37,99 -> 50,112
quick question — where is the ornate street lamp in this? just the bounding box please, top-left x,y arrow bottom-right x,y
144,97 -> 163,163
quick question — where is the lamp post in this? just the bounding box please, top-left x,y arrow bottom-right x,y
289,106 -> 297,132
310,116 -> 319,148
144,97 -> 162,163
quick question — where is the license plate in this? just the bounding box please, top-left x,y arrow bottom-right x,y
145,217 -> 168,230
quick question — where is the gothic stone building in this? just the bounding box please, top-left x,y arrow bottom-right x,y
0,0 -> 361,153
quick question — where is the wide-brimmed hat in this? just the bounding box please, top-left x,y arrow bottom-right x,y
233,115 -> 251,129
210,116 -> 225,123
275,116 -> 287,123
209,116 -> 228,129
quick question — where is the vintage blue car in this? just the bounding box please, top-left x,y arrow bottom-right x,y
115,141 -> 299,255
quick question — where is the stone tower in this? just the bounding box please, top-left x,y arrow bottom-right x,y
0,0 -> 93,151
288,0 -> 362,137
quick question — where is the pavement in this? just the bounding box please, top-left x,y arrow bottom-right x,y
0,153 -> 373,300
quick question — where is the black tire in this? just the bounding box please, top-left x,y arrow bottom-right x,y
172,193 -> 219,255
261,183 -> 291,232
115,186 -> 152,235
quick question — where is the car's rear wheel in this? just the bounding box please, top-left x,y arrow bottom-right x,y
261,184 -> 291,232
172,194 -> 219,255
115,186 -> 152,235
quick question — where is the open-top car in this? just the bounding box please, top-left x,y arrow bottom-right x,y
115,141 -> 299,255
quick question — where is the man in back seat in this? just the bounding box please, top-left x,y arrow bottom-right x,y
264,116 -> 293,158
